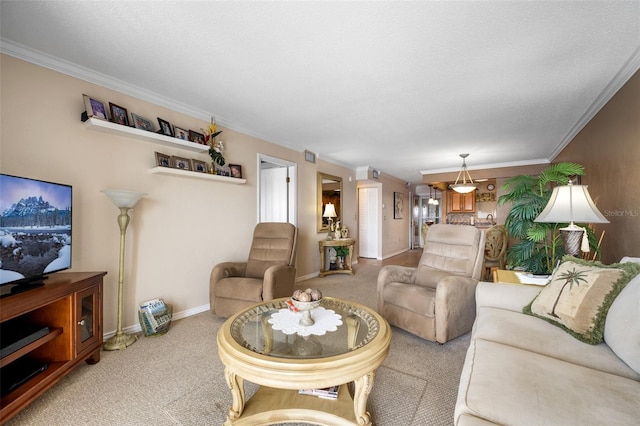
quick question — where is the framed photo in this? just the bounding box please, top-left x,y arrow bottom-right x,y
171,156 -> 192,171
82,94 -> 108,120
173,126 -> 189,141
155,151 -> 171,167
229,164 -> 243,179
131,113 -> 154,131
109,102 -> 129,126
192,159 -> 208,173
394,192 -> 404,219
157,118 -> 173,137
188,130 -> 205,145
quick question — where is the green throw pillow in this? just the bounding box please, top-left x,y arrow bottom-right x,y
523,256 -> 640,344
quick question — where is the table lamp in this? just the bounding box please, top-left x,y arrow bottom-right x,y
101,189 -> 147,350
323,203 -> 337,240
534,180 -> 608,256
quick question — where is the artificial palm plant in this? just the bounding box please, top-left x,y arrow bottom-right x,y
498,162 -> 598,274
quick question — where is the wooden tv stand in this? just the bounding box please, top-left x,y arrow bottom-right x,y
0,272 -> 106,425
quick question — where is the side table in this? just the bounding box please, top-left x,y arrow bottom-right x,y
319,238 -> 355,277
493,269 -> 550,286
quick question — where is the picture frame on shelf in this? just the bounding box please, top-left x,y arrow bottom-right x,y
394,192 -> 404,219
157,118 -> 173,137
109,102 -> 129,126
131,113 -> 154,131
192,159 -> 208,173
172,156 -> 192,171
188,130 -> 205,145
173,126 -> 189,141
155,152 -> 171,167
83,94 -> 108,120
229,164 -> 243,179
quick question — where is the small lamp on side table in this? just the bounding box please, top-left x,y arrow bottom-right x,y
101,189 -> 147,350
323,203 -> 337,240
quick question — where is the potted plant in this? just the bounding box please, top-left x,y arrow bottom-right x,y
335,246 -> 350,270
498,162 -> 599,274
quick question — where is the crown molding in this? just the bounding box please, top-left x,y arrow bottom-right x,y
549,45 -> 640,160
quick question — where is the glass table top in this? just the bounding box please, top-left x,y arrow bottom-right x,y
229,298 -> 380,359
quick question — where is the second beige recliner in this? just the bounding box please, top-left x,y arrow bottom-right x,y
210,222 -> 297,318
377,224 -> 485,343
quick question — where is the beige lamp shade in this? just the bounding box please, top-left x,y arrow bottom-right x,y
323,202 -> 337,218
535,183 -> 609,225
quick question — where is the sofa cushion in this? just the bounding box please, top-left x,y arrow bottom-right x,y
214,277 -> 263,302
605,256 -> 640,374
455,338 -> 640,425
524,257 -> 640,344
381,281 -> 435,317
474,306 -> 640,380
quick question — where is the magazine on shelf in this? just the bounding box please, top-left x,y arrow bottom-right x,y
298,385 -> 339,399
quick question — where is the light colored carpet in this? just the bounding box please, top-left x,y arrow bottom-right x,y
5,258 -> 470,426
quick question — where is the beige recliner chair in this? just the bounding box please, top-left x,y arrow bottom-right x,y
377,224 -> 485,343
210,222 -> 297,317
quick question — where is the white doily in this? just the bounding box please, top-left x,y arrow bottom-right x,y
268,307 -> 343,336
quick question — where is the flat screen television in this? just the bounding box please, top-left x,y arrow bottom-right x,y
0,174 -> 72,297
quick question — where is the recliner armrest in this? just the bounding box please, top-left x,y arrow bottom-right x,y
211,261 -> 247,283
376,265 -> 417,312
377,265 -> 417,286
434,276 -> 479,343
262,264 -> 297,300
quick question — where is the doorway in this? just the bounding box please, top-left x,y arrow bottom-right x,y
257,154 -> 297,224
358,184 -> 381,259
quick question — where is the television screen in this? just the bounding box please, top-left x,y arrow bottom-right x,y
0,174 -> 72,289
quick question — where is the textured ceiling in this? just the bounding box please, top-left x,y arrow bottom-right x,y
1,1 -> 639,185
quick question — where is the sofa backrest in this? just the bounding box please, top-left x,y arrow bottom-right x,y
605,256 -> 640,374
245,222 -> 297,278
415,224 -> 485,288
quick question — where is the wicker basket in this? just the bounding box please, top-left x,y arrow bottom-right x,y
138,303 -> 173,337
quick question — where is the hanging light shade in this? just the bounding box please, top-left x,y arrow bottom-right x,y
450,153 -> 478,194
427,184 -> 435,205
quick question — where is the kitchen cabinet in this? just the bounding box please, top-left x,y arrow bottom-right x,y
448,190 -> 476,213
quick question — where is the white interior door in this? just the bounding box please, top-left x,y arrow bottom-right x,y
258,154 -> 296,224
358,186 -> 381,259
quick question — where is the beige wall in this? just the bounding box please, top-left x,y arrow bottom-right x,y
0,55 -> 357,333
381,174 -> 411,258
554,70 -> 640,263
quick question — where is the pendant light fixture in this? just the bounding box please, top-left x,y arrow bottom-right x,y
450,153 -> 478,194
427,184 -> 439,205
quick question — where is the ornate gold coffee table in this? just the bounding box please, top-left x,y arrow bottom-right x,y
217,297 -> 391,425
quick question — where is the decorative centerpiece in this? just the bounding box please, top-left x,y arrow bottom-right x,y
288,288 -> 323,326
202,117 -> 225,172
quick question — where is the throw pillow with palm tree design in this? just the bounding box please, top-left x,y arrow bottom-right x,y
524,257 -> 640,344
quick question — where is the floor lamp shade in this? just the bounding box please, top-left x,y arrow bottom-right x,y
102,189 -> 147,209
535,182 -> 608,256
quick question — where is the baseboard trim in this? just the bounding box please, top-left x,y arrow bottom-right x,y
103,303 -> 211,339
382,248 -> 410,260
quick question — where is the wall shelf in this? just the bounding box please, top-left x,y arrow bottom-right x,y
149,167 -> 246,184
83,117 -> 208,153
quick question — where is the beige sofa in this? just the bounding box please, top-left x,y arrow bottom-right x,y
455,257 -> 640,425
